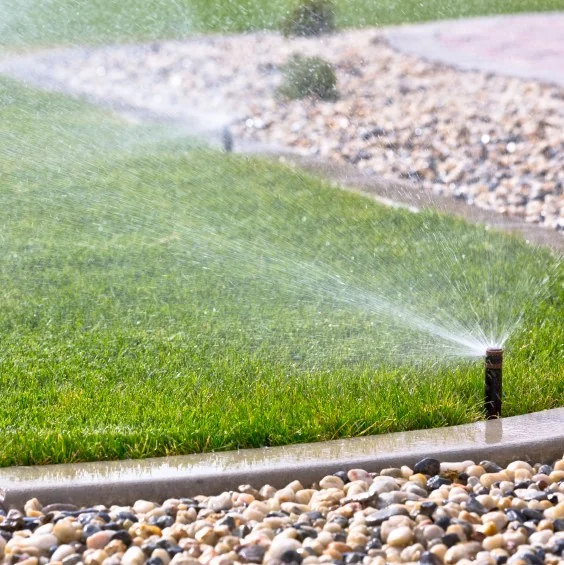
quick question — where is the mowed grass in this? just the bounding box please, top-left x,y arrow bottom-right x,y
1,0 -> 563,48
0,77 -> 562,466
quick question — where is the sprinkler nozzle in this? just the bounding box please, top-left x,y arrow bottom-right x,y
485,347 -> 503,419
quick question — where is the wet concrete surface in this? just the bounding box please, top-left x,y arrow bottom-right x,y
386,12 -> 564,88
1,408 -> 562,508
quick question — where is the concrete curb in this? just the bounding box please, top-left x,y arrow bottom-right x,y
1,408 -> 562,508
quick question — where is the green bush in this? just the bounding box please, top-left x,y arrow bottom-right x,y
280,0 -> 336,37
278,54 -> 339,101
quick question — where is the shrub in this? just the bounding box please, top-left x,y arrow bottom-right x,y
278,54 -> 338,101
280,0 -> 336,37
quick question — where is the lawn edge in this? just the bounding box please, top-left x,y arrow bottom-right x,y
1,407 -> 562,508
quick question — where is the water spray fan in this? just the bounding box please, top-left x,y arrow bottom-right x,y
484,347 -> 503,419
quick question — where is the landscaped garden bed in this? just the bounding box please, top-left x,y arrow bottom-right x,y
2,457 -> 564,564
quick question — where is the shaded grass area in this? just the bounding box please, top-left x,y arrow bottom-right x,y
0,78 -> 562,466
1,0 -> 563,48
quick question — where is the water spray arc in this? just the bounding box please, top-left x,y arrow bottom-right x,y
485,348 -> 503,419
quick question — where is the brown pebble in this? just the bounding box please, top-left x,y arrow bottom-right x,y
86,530 -> 115,550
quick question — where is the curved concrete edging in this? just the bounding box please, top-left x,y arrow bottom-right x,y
1,408 -> 562,509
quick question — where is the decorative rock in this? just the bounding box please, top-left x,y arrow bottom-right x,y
413,458 -> 441,476
50,546 -> 76,564
53,519 -> 81,543
422,524 -> 445,541
86,530 -> 115,550
18,558 -> 39,565
480,472 -> 510,488
237,544 -> 266,563
465,497 -> 487,515
441,461 -> 473,474
466,465 -> 486,478
347,469 -> 373,484
386,526 -> 414,547
319,475 -> 345,490
122,545 -> 147,565
514,489 -> 547,501
507,461 -> 534,474
400,542 -> 424,561
62,555 -> 83,565
24,498 -> 42,515
444,541 -> 482,563
287,480 -> 304,493
369,476 -> 399,494
42,503 -> 79,514
553,460 -> 564,472
208,492 -> 233,512
427,476 -> 451,490
419,550 -> 442,564
275,488 -> 297,503
480,461 -> 503,474
545,502 -> 564,520
170,555 -> 198,565
195,525 -> 219,546
133,500 -> 158,514
266,537 -> 301,560
85,549 -> 108,565
482,533 -> 504,551
366,505 -> 410,526
380,468 -> 403,478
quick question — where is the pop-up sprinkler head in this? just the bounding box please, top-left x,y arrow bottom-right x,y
485,347 -> 503,419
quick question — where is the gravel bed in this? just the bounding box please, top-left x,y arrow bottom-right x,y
11,30 -> 564,231
1,456 -> 564,564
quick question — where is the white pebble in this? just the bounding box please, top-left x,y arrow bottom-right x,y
133,499 -> 157,514
122,545 -> 146,565
386,526 -> 414,547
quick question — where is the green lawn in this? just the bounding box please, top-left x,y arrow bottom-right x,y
0,0 -> 562,466
1,0 -> 563,48
0,77 -> 562,466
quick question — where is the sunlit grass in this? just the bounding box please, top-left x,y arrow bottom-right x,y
0,78 -> 562,466
1,0 -> 563,48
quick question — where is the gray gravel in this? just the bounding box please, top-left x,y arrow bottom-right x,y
3,30 -> 563,231
1,456 -> 564,564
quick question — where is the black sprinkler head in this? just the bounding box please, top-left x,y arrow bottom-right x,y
485,347 -> 503,419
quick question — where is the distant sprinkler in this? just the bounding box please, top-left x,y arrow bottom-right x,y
222,126 -> 234,153
484,348 -> 503,419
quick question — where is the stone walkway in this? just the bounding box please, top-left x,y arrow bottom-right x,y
386,12 -> 564,87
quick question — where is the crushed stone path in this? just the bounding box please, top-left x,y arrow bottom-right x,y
386,12 -> 564,87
